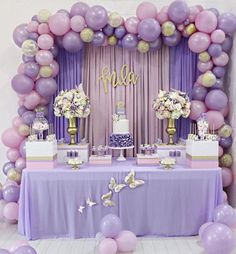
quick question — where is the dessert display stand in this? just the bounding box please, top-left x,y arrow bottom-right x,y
108,146 -> 134,161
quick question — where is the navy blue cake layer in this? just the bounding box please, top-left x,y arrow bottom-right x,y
109,133 -> 133,148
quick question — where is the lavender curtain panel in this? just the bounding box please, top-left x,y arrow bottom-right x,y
170,38 -> 198,140
48,48 -> 83,143
81,45 -> 170,155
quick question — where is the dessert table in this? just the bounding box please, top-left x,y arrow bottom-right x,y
18,160 -> 223,240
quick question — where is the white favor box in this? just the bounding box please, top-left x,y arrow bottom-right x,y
136,154 -> 159,165
89,155 -> 112,165
26,140 -> 57,169
57,143 -> 89,163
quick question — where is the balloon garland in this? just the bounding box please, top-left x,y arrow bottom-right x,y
0,1 -> 236,224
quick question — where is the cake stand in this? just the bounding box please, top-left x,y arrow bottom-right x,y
108,146 -> 134,161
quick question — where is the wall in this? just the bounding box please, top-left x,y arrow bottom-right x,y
0,0 -> 236,203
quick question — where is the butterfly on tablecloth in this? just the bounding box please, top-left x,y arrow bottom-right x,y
124,169 -> 145,189
101,190 -> 116,207
86,197 -> 97,207
108,177 -> 126,193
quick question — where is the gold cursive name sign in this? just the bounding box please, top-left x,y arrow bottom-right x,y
97,64 -> 139,94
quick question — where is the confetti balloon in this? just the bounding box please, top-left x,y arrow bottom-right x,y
109,12 -> 123,28
138,40 -> 150,53
80,28 -> 94,42
7,169 -> 21,183
162,21 -> 176,36
202,71 -> 216,87
218,124 -> 233,138
37,9 -> 51,23
39,66 -> 53,78
220,154 -> 233,168
185,24 -> 197,36
22,40 -> 39,57
199,51 -> 211,63
108,36 -> 117,46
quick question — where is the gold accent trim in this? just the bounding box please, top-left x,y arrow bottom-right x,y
27,154 -> 57,161
186,154 -> 218,160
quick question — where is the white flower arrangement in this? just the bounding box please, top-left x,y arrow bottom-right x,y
54,85 -> 91,119
152,90 -> 191,120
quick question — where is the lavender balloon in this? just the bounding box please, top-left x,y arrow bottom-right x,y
213,204 -> 236,227
163,30 -> 181,47
211,79 -> 224,90
220,136 -> 233,149
192,86 -> 208,101
50,45 -> 59,57
122,34 -> 138,49
168,1 -> 190,24
62,31 -> 84,53
55,36 -> 64,48
22,55 -> 35,63
57,9 -> 70,17
103,24 -> 114,36
11,74 -> 34,94
213,67 -> 226,78
18,106 -> 28,116
3,185 -> 20,202
2,162 -> 15,176
222,37 -> 233,52
31,15 -> 38,22
150,38 -> 162,51
115,26 -> 126,39
208,8 -> 220,17
92,31 -> 106,46
13,246 -> 37,254
138,18 -> 161,42
70,2 -> 89,17
205,90 -> 228,110
19,140 -> 26,158
22,111 -> 36,125
28,32 -> 39,41
35,78 -> 57,97
85,5 -> 108,30
13,24 -> 29,47
100,214 -> 122,238
218,13 -> 236,35
208,44 -> 222,58
24,62 -> 39,79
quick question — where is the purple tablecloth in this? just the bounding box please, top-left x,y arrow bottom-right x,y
18,160 -> 223,240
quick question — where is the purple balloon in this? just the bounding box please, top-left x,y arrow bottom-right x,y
13,246 -> 37,254
222,36 -> 233,52
0,249 -> 10,254
220,136 -> 233,149
100,214 -> 122,238
213,67 -> 226,78
117,39 -> 123,47
57,9 -> 70,17
55,36 -> 64,48
13,24 -> 29,47
168,1 -> 190,24
19,140 -> 26,158
150,38 -> 162,51
31,15 -> 38,22
218,13 -> 236,35
3,185 -> 20,202
22,55 -> 35,63
202,223 -> 235,254
122,34 -> 138,49
28,32 -> 39,41
85,5 -> 108,30
24,62 -> 39,79
213,204 -> 236,227
92,31 -> 106,46
208,8 -> 220,17
138,18 -> 161,42
70,2 -> 90,17
62,31 -> 84,53
208,44 -> 222,57
22,111 -> 36,125
35,78 -> 57,97
18,106 -> 28,116
211,78 -> 224,90
50,45 -> 59,57
115,26 -> 126,39
192,86 -> 208,101
11,74 -> 34,94
2,162 -> 15,176
205,89 -> 228,110
103,24 -> 114,36
163,30 -> 181,47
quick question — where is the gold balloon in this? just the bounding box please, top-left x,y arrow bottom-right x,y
220,154 -> 233,168
199,52 -> 211,63
80,28 -> 94,43
109,12 -> 123,28
22,39 -> 38,57
218,124 -> 233,138
185,24 -> 196,36
108,36 -> 117,46
38,9 -> 52,23
40,66 -> 53,78
7,169 -> 21,183
162,21 -> 176,37
202,71 -> 217,87
18,124 -> 30,137
138,40 -> 150,53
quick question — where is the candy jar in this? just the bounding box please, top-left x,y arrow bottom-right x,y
197,113 -> 208,140
32,110 -> 49,140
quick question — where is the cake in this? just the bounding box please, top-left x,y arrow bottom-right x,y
109,102 -> 133,148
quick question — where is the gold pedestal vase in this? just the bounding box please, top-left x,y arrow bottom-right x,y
67,117 -> 77,145
166,118 -> 176,145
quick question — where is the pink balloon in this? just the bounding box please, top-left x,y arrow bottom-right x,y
219,146 -> 224,157
24,91 -> 41,110
213,52 -> 229,67
36,50 -> 53,66
211,29 -> 226,44
38,23 -> 50,35
7,148 -> 20,162
199,222 -> 213,239
37,34 -> 54,50
9,240 -> 29,253
40,96 -> 51,106
197,60 -> 213,73
18,98 -> 25,107
1,128 -> 24,149
188,32 -> 211,53
206,110 -> 224,130
0,200 -> 7,220
196,5 -> 204,12
125,17 -> 139,34
223,191 -> 228,203
189,100 -> 207,120
17,63 -> 26,74
48,13 -> 70,36
15,157 -> 26,171
70,15 -> 85,32
195,10 -> 217,33
115,230 -> 137,252
220,103 -> 229,117
27,21 -> 39,33
156,6 -> 169,24
3,202 -> 19,221
188,6 -> 200,22
12,116 -> 24,129
50,60 -> 59,77
99,238 -> 117,254
136,2 -> 157,20
222,168 -> 233,187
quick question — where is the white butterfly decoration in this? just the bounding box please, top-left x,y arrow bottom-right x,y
101,190 -> 116,207
108,177 -> 126,193
124,169 -> 145,189
78,205 -> 85,214
86,197 -> 97,207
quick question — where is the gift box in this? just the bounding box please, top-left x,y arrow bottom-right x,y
186,140 -> 219,168
136,154 -> 160,165
57,143 -> 89,163
26,140 -> 57,169
89,155 -> 112,165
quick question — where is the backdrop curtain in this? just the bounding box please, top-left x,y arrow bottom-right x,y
48,48 -> 83,143
81,45 -> 170,155
169,38 -> 198,140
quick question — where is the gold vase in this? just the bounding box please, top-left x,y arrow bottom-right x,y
166,118 -> 176,145
67,117 -> 77,145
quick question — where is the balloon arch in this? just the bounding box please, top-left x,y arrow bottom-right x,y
1,1 -> 236,222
